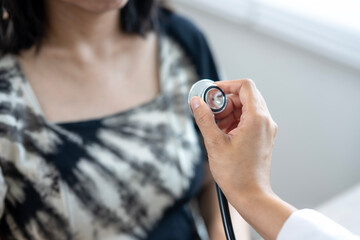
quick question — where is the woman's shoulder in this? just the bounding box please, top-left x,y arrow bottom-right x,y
0,54 -> 18,73
0,54 -> 24,95
0,54 -> 20,94
0,55 -> 25,118
158,7 -> 220,81
0,55 -> 23,88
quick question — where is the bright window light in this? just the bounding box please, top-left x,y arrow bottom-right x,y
172,0 -> 360,70
259,0 -> 360,32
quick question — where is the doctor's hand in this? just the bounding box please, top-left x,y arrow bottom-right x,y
190,79 -> 276,202
190,79 -> 296,240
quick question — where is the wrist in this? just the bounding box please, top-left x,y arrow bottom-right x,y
233,186 -> 276,213
230,188 -> 296,240
224,182 -> 273,209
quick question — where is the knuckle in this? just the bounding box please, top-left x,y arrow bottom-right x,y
251,111 -> 274,130
243,78 -> 255,87
271,120 -> 278,137
252,111 -> 268,124
273,121 -> 278,133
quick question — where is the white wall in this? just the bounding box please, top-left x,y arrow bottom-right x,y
171,2 -> 360,208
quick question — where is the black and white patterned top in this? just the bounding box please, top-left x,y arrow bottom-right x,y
0,9 -> 220,240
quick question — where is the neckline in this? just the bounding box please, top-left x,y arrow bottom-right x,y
55,94 -> 164,128
13,34 -> 165,128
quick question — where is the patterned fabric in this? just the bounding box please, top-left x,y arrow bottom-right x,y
0,34 -> 205,240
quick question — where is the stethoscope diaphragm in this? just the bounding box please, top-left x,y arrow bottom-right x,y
188,79 -> 227,113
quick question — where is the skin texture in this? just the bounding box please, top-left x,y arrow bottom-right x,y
17,0 -> 249,239
191,79 -> 297,240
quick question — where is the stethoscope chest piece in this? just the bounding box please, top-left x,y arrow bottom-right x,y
188,79 -> 227,113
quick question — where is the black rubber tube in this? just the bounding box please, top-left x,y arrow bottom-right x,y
216,183 -> 236,240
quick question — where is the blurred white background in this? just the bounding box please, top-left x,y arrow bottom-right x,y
169,0 -> 360,238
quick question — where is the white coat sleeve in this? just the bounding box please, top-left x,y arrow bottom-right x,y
277,209 -> 360,240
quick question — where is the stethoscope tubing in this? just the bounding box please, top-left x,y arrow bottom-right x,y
216,184 -> 236,240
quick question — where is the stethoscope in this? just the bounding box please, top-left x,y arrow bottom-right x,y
188,79 -> 236,240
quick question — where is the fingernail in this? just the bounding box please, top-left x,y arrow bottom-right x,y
190,97 -> 201,111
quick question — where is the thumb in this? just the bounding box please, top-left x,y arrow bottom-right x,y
190,97 -> 226,146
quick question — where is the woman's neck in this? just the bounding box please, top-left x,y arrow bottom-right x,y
43,1 -> 125,57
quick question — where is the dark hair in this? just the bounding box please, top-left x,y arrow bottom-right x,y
0,0 -> 157,55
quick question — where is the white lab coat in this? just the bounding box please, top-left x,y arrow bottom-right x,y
277,209 -> 360,240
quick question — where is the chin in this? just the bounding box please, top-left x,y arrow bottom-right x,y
64,0 -> 129,13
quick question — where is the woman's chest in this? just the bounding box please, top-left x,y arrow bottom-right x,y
17,59 -> 160,124
17,34 -> 159,124
0,94 -> 203,239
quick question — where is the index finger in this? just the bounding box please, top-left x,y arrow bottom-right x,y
215,79 -> 261,111
215,94 -> 242,120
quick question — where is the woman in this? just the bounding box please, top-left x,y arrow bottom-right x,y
0,0 -> 247,239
